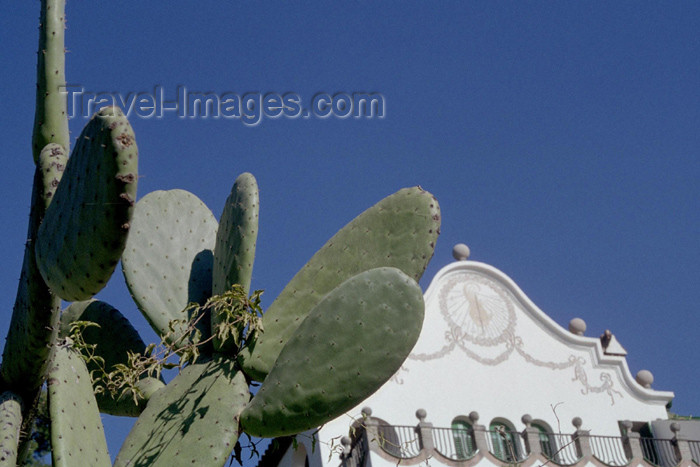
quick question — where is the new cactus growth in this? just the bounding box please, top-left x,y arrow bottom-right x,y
0,1 -> 441,465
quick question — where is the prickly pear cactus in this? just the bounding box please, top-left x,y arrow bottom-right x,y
240,267 -> 425,437
238,186 -> 440,381
0,1 -> 442,465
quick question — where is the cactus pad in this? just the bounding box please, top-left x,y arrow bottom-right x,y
115,357 -> 249,467
240,267 -> 424,437
239,187 -> 439,381
60,300 -> 164,416
48,344 -> 111,467
0,391 -> 22,466
122,189 -> 217,347
212,172 -> 259,352
1,168 -> 61,390
35,106 -> 138,301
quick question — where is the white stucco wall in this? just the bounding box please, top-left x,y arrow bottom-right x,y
317,260 -> 673,465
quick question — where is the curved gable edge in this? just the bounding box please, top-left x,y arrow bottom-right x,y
421,260 -> 674,405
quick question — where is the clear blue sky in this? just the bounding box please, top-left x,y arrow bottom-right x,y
1,1 -> 698,463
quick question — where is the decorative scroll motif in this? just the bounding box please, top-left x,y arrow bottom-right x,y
390,365 -> 409,385
408,271 -> 622,405
572,359 -> 623,405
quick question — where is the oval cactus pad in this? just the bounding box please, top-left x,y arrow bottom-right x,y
212,172 -> 259,352
48,344 -> 111,467
239,186 -> 439,380
115,357 -> 249,467
213,172 -> 259,296
35,106 -> 138,301
121,189 -> 217,346
240,267 -> 424,437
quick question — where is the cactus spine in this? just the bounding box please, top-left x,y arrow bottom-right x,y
0,2 -> 442,466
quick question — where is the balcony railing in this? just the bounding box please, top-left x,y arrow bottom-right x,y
541,433 -> 580,465
639,437 -> 680,467
339,408 -> 697,467
689,440 -> 700,464
485,429 -> 527,463
432,426 -> 477,460
374,424 -> 421,459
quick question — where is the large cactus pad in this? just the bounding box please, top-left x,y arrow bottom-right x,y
48,344 -> 111,467
240,267 -> 425,437
35,106 -> 138,301
239,187 -> 439,381
121,189 -> 217,347
115,357 -> 249,467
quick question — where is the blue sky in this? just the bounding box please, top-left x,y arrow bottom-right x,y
1,1 -> 699,463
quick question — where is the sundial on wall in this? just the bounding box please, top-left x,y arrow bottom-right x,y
404,267 -> 623,405
438,272 -> 516,346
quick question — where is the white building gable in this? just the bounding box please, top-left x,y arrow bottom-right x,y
260,251 -> 697,467
358,258 -> 673,433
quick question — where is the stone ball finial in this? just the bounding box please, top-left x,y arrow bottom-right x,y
569,318 -> 587,336
361,406 -> 373,417
636,370 -> 654,388
572,417 -> 583,429
521,414 -> 532,427
340,436 -> 352,457
670,422 -> 680,434
416,409 -> 427,421
469,411 -> 480,423
621,420 -> 633,431
453,243 -> 471,261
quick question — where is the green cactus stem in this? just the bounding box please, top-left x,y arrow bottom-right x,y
35,106 -> 138,301
1,0 -> 70,448
0,391 -> 23,467
1,166 -> 62,392
32,0 -> 70,163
